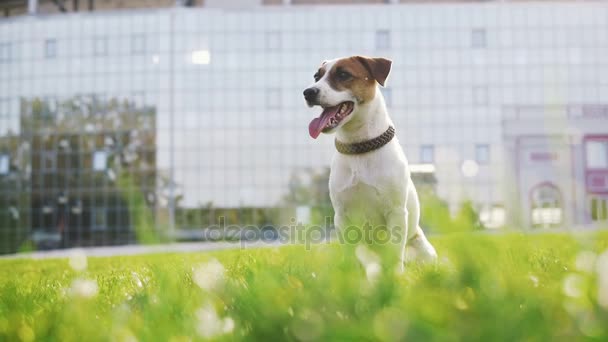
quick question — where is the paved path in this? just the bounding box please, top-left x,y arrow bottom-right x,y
0,240 -> 282,260
6,229 -> 598,260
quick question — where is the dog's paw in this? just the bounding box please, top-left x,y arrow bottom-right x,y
404,237 -> 438,264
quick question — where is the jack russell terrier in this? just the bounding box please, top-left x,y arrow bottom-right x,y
303,55 -> 437,270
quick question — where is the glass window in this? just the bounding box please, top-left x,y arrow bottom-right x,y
376,30 -> 391,50
590,197 -> 608,221
381,87 -> 392,107
45,96 -> 58,114
93,150 -> 107,171
94,37 -> 108,56
41,151 -> 56,172
131,92 -> 145,108
91,208 -> 107,231
473,86 -> 488,106
471,28 -> 487,49
0,154 -> 9,175
0,42 -> 10,62
265,31 -> 281,51
531,184 -> 563,228
45,39 -> 57,59
586,140 -> 608,169
582,105 -> 608,117
191,50 -> 211,65
420,145 -> 434,163
479,205 -> 506,229
131,34 -> 145,55
266,88 -> 281,109
0,98 -> 7,116
475,144 -> 490,164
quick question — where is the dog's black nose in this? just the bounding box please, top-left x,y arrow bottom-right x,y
303,87 -> 319,101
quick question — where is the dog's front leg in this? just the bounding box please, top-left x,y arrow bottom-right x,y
385,207 -> 408,273
333,209 -> 344,233
333,207 -> 360,266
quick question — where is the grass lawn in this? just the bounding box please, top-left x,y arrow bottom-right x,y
1,232 -> 608,341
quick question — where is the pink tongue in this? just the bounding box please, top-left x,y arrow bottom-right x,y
308,105 -> 339,139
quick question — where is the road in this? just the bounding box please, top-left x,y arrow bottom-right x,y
0,240 -> 282,260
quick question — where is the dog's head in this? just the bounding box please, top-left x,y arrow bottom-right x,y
303,55 -> 392,139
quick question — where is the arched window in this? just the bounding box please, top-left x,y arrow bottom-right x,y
530,183 -> 563,228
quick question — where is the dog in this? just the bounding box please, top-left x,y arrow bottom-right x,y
303,55 -> 437,271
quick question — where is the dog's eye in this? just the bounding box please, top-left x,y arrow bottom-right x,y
314,73 -> 321,82
337,70 -> 352,81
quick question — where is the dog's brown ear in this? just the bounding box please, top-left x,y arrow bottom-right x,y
354,56 -> 392,87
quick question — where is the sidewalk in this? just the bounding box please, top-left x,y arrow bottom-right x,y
0,240 -> 282,260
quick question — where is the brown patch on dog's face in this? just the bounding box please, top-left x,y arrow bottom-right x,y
322,56 -> 392,104
325,57 -> 377,104
313,66 -> 326,83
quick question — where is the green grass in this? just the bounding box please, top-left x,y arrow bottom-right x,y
1,232 -> 608,341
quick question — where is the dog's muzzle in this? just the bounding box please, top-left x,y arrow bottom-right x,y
303,87 -> 320,105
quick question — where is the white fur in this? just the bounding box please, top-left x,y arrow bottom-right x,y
314,59 -> 438,270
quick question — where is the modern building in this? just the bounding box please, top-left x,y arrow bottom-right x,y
1,0 -> 607,251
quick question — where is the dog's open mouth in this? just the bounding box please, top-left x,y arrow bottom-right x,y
308,101 -> 354,139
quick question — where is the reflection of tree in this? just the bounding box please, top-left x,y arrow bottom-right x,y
415,173 -> 484,232
0,95 -> 158,253
175,202 -> 282,230
283,167 -> 333,225
0,135 -> 30,254
281,168 -> 482,232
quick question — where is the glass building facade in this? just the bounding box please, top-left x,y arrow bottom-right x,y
1,2 -> 607,252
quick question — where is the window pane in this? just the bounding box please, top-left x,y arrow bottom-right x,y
191,50 -> 211,65
0,42 -> 10,62
92,208 -> 107,231
473,86 -> 488,106
0,97 -> 7,116
591,198 -> 598,221
376,30 -> 390,50
586,141 -> 608,168
45,39 -> 57,59
266,88 -> 281,109
93,151 -> 107,171
420,145 -> 434,163
530,184 -> 563,227
0,154 -> 9,175
265,31 -> 281,51
381,88 -> 392,107
42,152 -> 56,172
131,34 -> 145,55
471,28 -> 486,49
589,197 -> 607,222
475,144 -> 489,164
94,37 -> 108,56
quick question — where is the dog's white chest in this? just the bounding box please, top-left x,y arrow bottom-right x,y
332,179 -> 387,225
329,146 -> 408,226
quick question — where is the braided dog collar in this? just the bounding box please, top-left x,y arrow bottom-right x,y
335,126 -> 395,155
